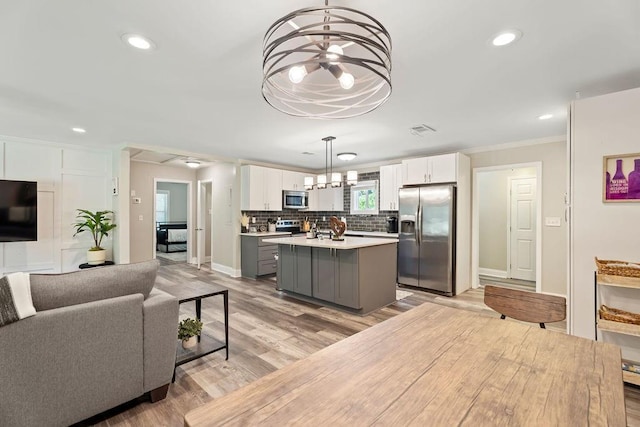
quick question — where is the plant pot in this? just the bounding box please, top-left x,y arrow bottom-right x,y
182,336 -> 198,349
86,249 -> 106,265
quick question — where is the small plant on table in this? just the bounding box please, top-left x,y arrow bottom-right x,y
178,317 -> 203,349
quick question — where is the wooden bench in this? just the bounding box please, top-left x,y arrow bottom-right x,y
483,285 -> 566,328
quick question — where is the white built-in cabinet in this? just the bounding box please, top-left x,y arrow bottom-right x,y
282,170 -> 306,191
402,153 -> 457,185
379,164 -> 402,210
307,187 -> 343,211
307,188 -> 319,211
241,165 -> 283,211
318,186 -> 344,211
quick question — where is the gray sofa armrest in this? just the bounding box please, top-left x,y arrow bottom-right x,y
0,294 -> 144,427
143,288 -> 179,392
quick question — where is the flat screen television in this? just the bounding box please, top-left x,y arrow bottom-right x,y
0,180 -> 38,242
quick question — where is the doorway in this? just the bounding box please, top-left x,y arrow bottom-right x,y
472,163 -> 542,292
154,180 -> 191,264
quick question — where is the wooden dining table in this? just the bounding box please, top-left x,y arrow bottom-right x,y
184,302 -> 626,426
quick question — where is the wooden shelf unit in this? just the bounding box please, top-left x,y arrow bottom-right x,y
595,272 -> 640,385
597,273 -> 640,289
597,318 -> 640,337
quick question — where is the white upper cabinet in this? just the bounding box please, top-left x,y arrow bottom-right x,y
402,153 -> 459,185
429,153 -> 457,183
282,170 -> 307,191
379,164 -> 402,210
317,186 -> 344,211
307,188 -> 319,211
241,165 -> 283,211
402,157 -> 429,185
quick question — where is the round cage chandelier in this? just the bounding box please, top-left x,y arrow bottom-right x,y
262,0 -> 392,119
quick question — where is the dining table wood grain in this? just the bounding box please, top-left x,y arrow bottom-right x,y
184,302 -> 625,426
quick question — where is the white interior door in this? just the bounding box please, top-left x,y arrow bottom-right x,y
509,177 -> 537,281
196,180 -> 206,269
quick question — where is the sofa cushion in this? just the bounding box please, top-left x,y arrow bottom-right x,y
30,260 -> 159,311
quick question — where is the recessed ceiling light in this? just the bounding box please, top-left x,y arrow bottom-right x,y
122,33 -> 155,50
538,114 -> 553,120
491,29 -> 522,47
72,127 -> 86,133
337,152 -> 357,161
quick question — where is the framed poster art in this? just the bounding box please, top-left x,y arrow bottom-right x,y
603,153 -> 640,202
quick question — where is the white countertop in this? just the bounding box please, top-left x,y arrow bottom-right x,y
262,235 -> 398,249
240,231 -> 291,237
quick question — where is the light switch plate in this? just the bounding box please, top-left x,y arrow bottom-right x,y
545,217 -> 561,227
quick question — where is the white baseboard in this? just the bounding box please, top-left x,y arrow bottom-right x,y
478,268 -> 507,278
212,262 -> 241,278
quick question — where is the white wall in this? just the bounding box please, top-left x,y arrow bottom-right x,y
112,148 -> 130,264
570,87 -> 640,345
197,162 -> 241,277
129,161 -> 196,263
469,141 -> 566,296
0,136 -> 112,274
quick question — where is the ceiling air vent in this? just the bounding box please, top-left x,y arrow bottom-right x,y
410,124 -> 436,137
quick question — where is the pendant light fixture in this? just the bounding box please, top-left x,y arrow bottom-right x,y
262,0 -> 392,119
305,136 -> 357,189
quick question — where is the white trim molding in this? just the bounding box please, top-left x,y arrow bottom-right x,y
478,268 -> 508,278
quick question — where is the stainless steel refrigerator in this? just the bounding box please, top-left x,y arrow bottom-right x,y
397,184 -> 456,296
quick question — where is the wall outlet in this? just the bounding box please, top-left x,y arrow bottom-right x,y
545,217 -> 561,227
138,215 -> 143,221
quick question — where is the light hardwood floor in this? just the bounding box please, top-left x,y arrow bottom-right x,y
80,261 -> 639,426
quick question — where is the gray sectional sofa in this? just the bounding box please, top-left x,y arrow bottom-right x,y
0,260 -> 179,427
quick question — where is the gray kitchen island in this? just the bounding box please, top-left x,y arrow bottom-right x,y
263,236 -> 398,314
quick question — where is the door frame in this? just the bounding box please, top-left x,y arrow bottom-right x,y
197,180 -> 213,269
471,162 -> 542,292
507,175 -> 537,282
153,178 -> 193,263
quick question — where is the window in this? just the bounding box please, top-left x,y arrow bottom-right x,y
156,190 -> 170,223
350,180 -> 379,215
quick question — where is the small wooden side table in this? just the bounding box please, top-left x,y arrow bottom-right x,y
155,281 -> 229,381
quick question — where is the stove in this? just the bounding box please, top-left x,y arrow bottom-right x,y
275,219 -> 301,234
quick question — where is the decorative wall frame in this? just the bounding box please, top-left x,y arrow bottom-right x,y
603,153 -> 640,202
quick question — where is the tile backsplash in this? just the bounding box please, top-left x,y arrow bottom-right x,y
243,171 -> 398,232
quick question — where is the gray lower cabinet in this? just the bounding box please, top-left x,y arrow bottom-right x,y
241,235 -> 280,278
277,244 -> 312,296
312,248 -> 360,309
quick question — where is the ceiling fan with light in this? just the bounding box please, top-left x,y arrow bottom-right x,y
262,0 -> 392,119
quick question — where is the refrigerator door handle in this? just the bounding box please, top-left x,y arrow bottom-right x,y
414,207 -> 420,245
417,204 -> 422,246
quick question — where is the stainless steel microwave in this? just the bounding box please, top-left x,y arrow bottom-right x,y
283,190 -> 309,209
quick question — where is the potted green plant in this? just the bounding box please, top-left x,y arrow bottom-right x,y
178,317 -> 203,349
72,209 -> 117,265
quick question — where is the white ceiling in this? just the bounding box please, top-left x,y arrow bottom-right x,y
1,1 -> 639,170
